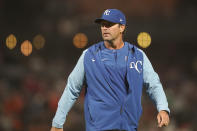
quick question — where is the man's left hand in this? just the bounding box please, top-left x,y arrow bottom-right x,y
157,110 -> 170,127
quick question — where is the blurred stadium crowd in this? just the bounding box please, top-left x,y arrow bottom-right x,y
0,0 -> 197,131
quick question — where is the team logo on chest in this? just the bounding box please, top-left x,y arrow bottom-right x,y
130,61 -> 142,73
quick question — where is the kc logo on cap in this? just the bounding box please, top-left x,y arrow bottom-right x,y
104,9 -> 110,15
95,9 -> 126,25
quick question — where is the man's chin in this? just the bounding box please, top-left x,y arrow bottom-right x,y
103,37 -> 111,41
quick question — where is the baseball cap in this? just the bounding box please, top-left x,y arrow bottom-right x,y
95,9 -> 126,25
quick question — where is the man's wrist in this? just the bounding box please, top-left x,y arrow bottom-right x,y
160,110 -> 170,115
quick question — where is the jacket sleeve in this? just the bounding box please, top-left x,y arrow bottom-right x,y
142,50 -> 170,113
52,50 -> 87,128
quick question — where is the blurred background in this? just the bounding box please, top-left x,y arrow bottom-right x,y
0,0 -> 197,131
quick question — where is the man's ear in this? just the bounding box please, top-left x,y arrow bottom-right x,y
120,25 -> 125,34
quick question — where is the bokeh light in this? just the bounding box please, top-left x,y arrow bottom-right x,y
21,40 -> 33,56
137,32 -> 151,48
73,33 -> 88,48
6,34 -> 17,50
33,34 -> 45,50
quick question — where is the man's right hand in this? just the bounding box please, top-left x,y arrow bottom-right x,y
50,127 -> 63,131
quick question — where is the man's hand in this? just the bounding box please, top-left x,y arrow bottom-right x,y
50,127 -> 63,131
157,110 -> 170,127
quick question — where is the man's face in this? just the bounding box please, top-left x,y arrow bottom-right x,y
100,20 -> 124,42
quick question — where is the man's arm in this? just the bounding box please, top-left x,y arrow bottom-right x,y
141,50 -> 170,127
51,50 -> 87,130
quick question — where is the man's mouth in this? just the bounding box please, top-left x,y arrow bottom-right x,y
103,33 -> 110,36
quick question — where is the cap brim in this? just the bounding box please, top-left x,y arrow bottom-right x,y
94,18 -> 104,24
95,18 -> 118,25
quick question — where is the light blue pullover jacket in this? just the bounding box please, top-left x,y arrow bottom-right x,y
52,42 -> 170,131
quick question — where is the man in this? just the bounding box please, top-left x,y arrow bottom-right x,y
51,9 -> 170,131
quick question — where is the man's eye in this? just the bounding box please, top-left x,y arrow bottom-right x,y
105,24 -> 111,27
101,24 -> 111,27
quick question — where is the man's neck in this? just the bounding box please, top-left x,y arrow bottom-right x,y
104,39 -> 124,50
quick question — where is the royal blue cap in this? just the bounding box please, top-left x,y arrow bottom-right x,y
95,9 -> 126,25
